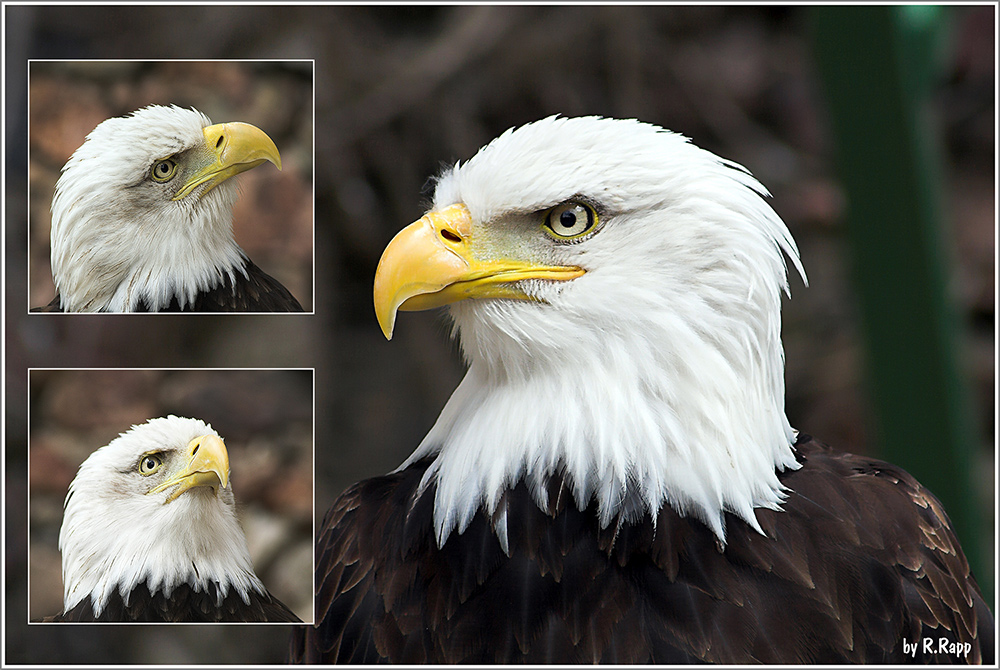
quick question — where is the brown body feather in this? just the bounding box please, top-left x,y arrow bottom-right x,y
32,258 -> 303,312
290,435 -> 993,664
40,580 -> 300,623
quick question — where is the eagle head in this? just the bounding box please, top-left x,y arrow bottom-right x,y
374,116 -> 808,548
58,415 -> 265,616
49,105 -> 281,311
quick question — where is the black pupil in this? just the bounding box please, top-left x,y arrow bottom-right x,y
157,163 -> 169,175
560,210 -> 578,229
145,457 -> 155,469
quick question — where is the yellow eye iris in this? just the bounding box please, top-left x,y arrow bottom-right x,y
138,453 -> 163,476
544,201 -> 597,240
151,159 -> 178,182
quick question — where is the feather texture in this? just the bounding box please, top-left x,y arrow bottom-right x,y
34,258 -> 301,312
42,581 -> 298,623
292,435 -> 992,664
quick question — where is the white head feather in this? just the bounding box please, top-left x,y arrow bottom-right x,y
49,105 -> 246,312
59,415 -> 265,615
399,116 -> 807,547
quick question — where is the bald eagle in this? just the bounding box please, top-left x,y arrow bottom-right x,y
33,105 -> 304,312
41,415 -> 301,622
290,117 -> 993,663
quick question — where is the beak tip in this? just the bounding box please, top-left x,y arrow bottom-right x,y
374,279 -> 397,340
376,312 -> 395,340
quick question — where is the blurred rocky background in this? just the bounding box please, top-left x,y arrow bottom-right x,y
4,4 -> 994,665
27,369 -> 314,624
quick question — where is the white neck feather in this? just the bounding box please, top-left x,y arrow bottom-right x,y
50,179 -> 245,311
60,470 -> 264,615
405,285 -> 799,549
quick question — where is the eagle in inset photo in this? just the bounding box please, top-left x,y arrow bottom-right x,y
291,117 -> 994,663
33,105 -> 304,312
41,415 -> 301,622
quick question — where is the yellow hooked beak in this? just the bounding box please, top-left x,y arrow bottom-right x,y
172,122 -> 281,201
148,434 -> 231,503
373,203 -> 585,339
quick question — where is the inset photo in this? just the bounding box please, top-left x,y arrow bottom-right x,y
28,368 -> 314,623
28,60 -> 314,313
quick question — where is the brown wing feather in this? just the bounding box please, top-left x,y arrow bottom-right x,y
31,258 -> 303,312
154,258 -> 304,312
290,436 -> 994,664
39,581 -> 301,622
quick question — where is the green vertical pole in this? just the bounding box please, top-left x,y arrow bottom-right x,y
807,6 -> 988,599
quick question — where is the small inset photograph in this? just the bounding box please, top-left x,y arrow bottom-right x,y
28,368 -> 314,623
28,60 -> 314,313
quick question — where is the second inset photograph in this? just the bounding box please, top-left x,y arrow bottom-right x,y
28,368 -> 314,623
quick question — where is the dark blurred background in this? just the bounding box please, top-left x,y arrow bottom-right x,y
4,4 -> 994,665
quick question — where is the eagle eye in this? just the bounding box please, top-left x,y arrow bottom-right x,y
544,201 -> 597,240
139,453 -> 163,476
151,159 -> 178,183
